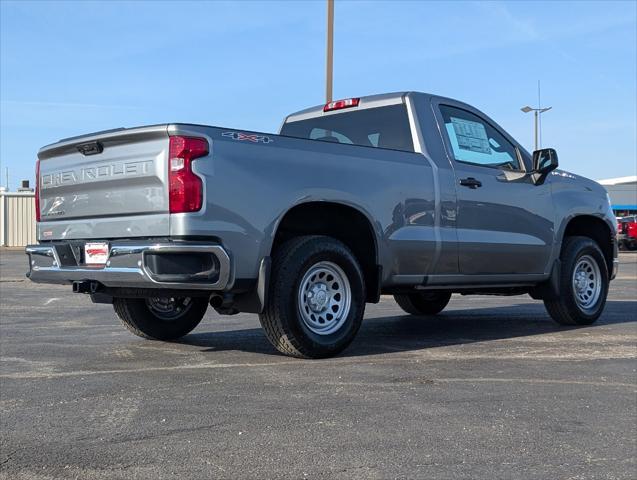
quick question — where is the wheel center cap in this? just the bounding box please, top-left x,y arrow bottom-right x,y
314,290 -> 328,308
575,272 -> 588,292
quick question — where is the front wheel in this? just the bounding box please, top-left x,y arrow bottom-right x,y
259,235 -> 366,359
113,296 -> 208,340
544,236 -> 609,325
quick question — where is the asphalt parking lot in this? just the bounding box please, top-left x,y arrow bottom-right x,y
1,249 -> 635,480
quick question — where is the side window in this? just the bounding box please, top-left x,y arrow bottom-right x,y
439,105 -> 522,171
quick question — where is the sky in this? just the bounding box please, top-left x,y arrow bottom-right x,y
1,0 -> 636,190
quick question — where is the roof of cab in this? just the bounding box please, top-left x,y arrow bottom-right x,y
284,91 -> 471,125
284,91 -> 409,124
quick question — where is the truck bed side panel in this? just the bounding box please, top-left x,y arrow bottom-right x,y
168,125 -> 438,282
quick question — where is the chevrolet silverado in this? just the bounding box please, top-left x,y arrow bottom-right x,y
26,92 -> 618,358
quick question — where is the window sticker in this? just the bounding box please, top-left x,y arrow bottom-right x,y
450,117 -> 491,155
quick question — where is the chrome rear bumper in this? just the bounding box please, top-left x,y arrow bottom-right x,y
25,242 -> 231,290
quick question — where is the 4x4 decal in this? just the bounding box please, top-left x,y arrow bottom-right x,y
222,131 -> 273,144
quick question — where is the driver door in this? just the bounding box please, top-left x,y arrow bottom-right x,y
436,103 -> 555,275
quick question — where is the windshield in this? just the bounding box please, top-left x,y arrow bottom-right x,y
281,104 -> 414,152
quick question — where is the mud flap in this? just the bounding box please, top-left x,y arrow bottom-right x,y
529,260 -> 561,300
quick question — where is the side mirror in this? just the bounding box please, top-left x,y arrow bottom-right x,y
531,148 -> 558,184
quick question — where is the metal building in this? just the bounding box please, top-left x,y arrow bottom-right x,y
0,191 -> 36,247
597,176 -> 637,217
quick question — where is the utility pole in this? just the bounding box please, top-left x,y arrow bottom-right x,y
326,0 -> 334,103
521,81 -> 551,151
4,167 -> 8,191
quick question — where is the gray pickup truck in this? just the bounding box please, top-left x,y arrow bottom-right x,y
26,92 -> 618,358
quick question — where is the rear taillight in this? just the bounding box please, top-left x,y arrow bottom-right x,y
35,159 -> 41,222
168,136 -> 208,214
324,97 -> 360,112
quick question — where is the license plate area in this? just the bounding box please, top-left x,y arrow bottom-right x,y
84,242 -> 109,265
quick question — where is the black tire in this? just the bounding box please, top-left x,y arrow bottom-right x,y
113,296 -> 208,340
394,291 -> 452,316
259,235 -> 366,359
544,236 -> 609,325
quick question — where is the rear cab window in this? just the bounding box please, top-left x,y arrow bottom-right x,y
281,104 -> 414,152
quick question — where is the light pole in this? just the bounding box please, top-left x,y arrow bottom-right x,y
326,0 -> 334,103
521,104 -> 552,151
522,80 -> 552,151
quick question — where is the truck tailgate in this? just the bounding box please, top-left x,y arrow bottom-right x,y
37,125 -> 170,240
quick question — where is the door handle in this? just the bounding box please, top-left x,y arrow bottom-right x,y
459,177 -> 482,189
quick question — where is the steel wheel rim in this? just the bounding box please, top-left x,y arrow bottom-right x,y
146,297 -> 193,321
572,255 -> 602,310
298,261 -> 351,336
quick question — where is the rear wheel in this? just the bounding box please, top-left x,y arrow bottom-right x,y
544,236 -> 609,325
113,296 -> 208,340
259,235 -> 365,359
394,291 -> 452,316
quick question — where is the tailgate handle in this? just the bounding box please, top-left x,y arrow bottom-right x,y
76,141 -> 104,156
